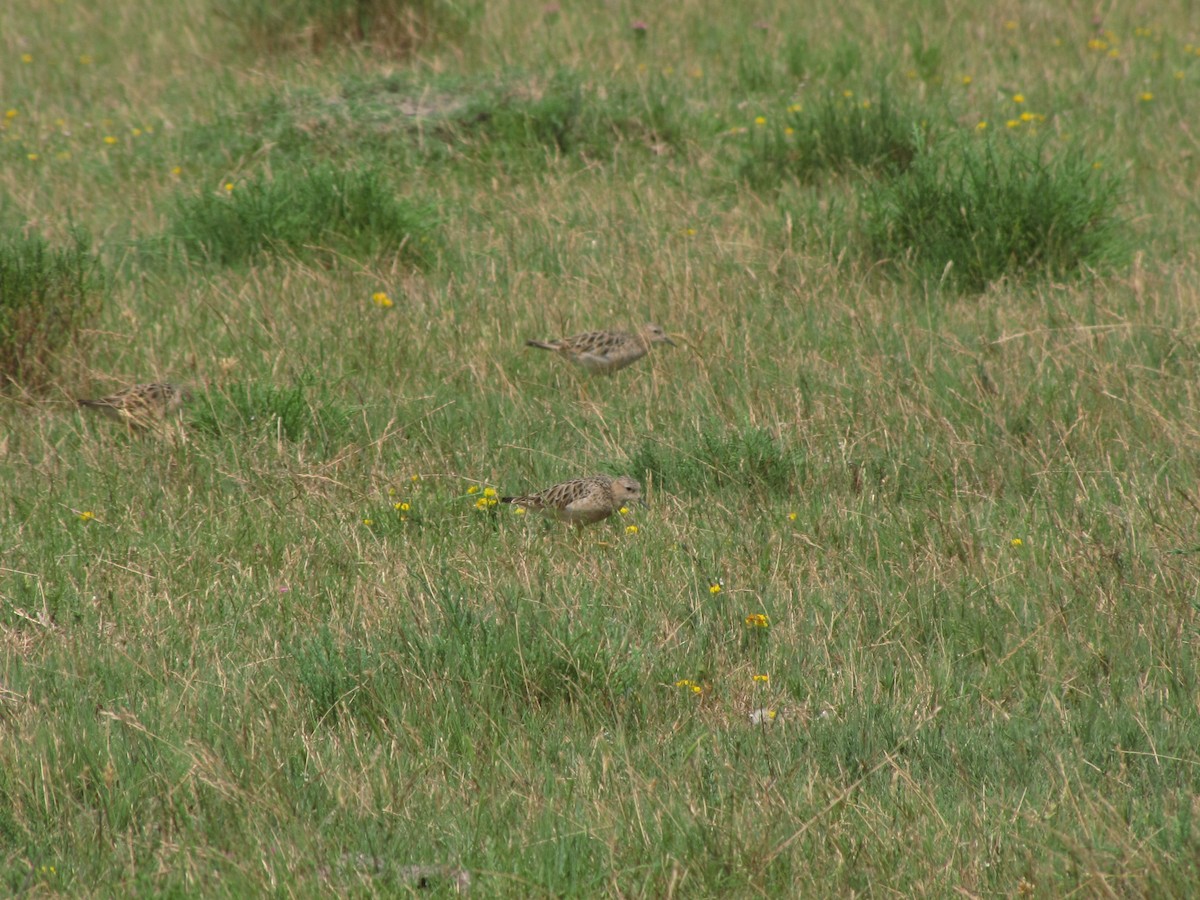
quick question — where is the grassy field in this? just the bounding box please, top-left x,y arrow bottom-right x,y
3,0 -> 1200,895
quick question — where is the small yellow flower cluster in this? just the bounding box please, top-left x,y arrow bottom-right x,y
787,512 -> 797,522
675,679 -> 702,694
474,487 -> 498,510
1139,92 -> 1153,103
709,583 -> 722,595
625,524 -> 639,534
618,506 -> 630,515
362,518 -> 374,527
1010,538 -> 1023,548
372,292 -> 394,308
752,673 -> 769,683
744,613 -> 769,628
79,510 -> 95,522
754,116 -> 766,126
1004,100 -> 1047,130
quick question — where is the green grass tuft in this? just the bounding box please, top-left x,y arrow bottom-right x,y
211,0 -> 467,57
0,229 -> 102,391
633,426 -> 805,494
163,165 -> 438,268
737,91 -> 924,190
190,378 -> 358,452
862,136 -> 1130,292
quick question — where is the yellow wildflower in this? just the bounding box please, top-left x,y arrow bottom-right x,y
1006,119 -> 1021,129
467,485 -> 480,494
787,512 -> 797,521
1140,92 -> 1153,102
224,182 -> 234,192
103,135 -> 117,145
362,518 -> 374,526
625,525 -> 639,534
394,502 -> 410,512
372,291 -> 393,308
753,674 -> 769,683
21,54 -> 32,64
483,487 -> 497,498
744,613 -> 770,628
754,116 -> 766,126
1012,93 -> 1025,104
1010,538 -> 1023,547
961,75 -> 973,85
709,584 -> 722,595
976,122 -> 988,131
79,511 -> 95,522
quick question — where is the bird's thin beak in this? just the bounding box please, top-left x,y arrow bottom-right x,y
662,335 -> 677,346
